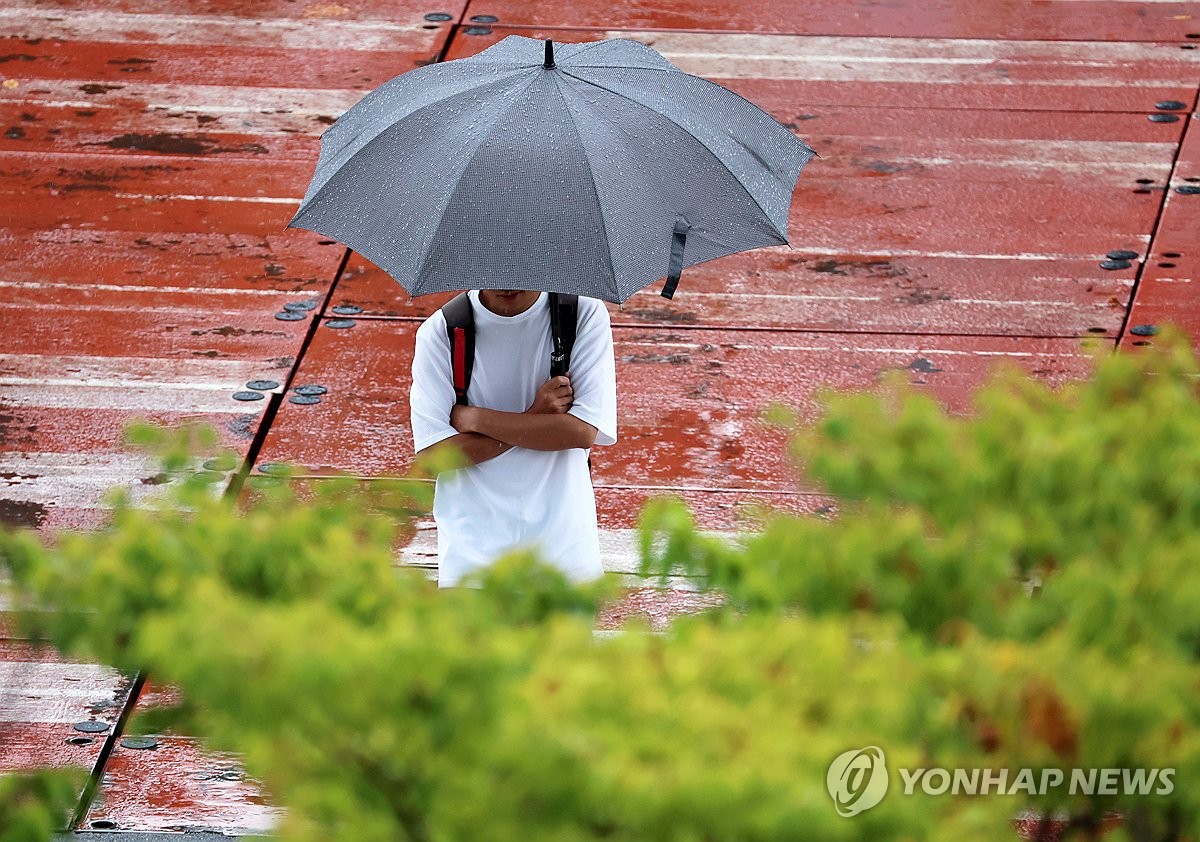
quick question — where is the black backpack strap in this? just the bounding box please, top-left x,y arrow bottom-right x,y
548,292 -> 589,472
548,292 -> 578,377
441,292 -> 475,406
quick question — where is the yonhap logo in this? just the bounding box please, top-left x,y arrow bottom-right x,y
827,747 -> 889,817
825,747 -> 1176,817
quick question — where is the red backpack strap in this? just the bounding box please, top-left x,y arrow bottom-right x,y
441,292 -> 475,406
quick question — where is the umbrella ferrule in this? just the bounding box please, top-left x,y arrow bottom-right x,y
543,39 -> 555,69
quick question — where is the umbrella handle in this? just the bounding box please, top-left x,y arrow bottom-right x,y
662,218 -> 690,299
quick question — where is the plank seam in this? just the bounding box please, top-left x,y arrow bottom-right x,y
70,671 -> 147,832
1116,101 -> 1199,344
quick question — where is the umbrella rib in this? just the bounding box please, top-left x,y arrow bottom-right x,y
547,73 -> 620,301
567,61 -> 675,71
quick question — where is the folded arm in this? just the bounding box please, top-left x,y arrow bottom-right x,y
415,432 -> 512,468
450,374 -> 596,451
450,404 -> 598,451
415,376 -> 592,470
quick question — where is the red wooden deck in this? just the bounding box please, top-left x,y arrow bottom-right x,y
1,0 -> 1197,833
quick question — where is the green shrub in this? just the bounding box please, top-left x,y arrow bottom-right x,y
0,768 -> 84,842
641,332 -> 1200,839
3,335 -> 1199,841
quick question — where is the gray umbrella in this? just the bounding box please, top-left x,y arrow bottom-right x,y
289,35 -> 814,303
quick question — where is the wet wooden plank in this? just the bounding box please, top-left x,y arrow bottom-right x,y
444,29 -> 1200,111
0,649 -> 133,773
83,734 -> 281,835
253,318 -> 1102,496
0,35 -> 443,93
333,245 -> 1138,340
81,676 -> 280,834
448,0 -> 1199,41
1121,221 -> 1200,345
1120,121 -> 1200,345
0,228 -> 343,291
0,284 -> 316,361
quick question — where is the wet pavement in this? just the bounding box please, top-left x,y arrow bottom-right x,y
2,0 -> 1198,834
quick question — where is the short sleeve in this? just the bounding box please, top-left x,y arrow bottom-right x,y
566,298 -> 618,447
410,311 -> 461,453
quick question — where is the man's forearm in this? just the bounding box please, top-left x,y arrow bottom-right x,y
455,407 -> 597,451
417,432 -> 512,469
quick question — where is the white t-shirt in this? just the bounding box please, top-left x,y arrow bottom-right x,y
410,291 -> 617,587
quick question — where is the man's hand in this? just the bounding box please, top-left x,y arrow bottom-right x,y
526,375 -> 573,415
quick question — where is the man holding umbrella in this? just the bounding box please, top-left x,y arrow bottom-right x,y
288,35 -> 812,587
409,288 -> 616,587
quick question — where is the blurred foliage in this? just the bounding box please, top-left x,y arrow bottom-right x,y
0,769 -> 84,842
641,332 -> 1200,840
2,336 -> 1199,841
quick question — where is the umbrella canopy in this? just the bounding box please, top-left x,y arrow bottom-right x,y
289,35 -> 814,303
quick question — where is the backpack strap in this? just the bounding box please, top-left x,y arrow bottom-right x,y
443,291 -> 578,405
549,292 -> 591,473
441,292 -> 475,406
548,292 -> 578,378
